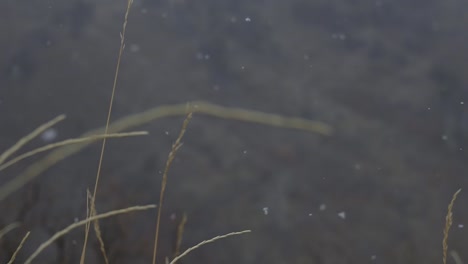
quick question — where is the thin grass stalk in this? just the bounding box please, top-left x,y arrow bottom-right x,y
80,0 -> 134,262
152,113 -> 192,264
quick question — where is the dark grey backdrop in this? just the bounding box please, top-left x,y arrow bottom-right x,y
1,0 -> 467,263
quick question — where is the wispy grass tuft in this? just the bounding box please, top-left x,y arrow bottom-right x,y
0,102 -> 331,202
0,0 -> 334,261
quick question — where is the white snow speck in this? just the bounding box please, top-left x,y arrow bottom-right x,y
130,44 -> 140,53
458,224 -> 464,228
74,217 -> 79,223
332,33 -> 346,40
319,204 -> 326,211
308,213 -> 313,216
41,128 -> 57,142
371,255 -> 377,260
165,131 -> 169,135
338,211 -> 346,219
245,17 -> 251,22
460,101 -> 464,105
263,207 -> 269,215
170,213 -> 177,221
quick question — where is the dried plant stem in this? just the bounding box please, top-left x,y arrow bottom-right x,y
80,0 -> 134,262
0,131 -> 147,172
91,201 -> 109,264
443,189 -> 461,264
7,231 -> 30,264
450,250 -> 463,264
169,230 -> 251,264
152,113 -> 192,264
0,131 -> 146,202
173,213 -> 187,258
0,114 -> 65,165
25,204 -> 155,264
0,222 -> 21,240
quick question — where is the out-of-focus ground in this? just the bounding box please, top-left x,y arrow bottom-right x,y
1,0 -> 468,263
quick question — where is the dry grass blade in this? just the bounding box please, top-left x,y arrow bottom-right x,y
169,230 -> 251,264
25,204 -> 155,264
443,189 -> 461,264
0,131 -> 147,172
107,101 -> 332,136
450,250 -> 463,264
173,213 -> 187,258
92,205 -> 109,264
0,131 -> 147,202
0,222 -> 21,240
81,0 -> 134,262
188,102 -> 332,135
152,113 -> 192,264
0,101 -> 331,202
0,114 -> 65,165
82,189 -> 93,262
7,231 -> 30,264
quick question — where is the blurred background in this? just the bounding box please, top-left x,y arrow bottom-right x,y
1,0 -> 468,263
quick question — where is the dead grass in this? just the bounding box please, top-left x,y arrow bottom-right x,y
169,230 -> 251,264
0,222 -> 21,240
0,0 -> 337,263
25,204 -> 156,264
152,112 -> 192,264
81,0 -> 135,261
443,189 -> 461,264
6,231 -> 30,264
0,114 -> 65,165
0,131 -> 147,172
0,101 -> 331,203
1,0 -> 465,261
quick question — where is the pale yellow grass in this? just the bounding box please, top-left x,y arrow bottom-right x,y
442,189 -> 461,264
7,231 -> 30,264
24,204 -> 156,264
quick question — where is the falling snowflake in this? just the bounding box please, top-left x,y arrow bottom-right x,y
41,128 -> 58,142
337,211 -> 346,219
